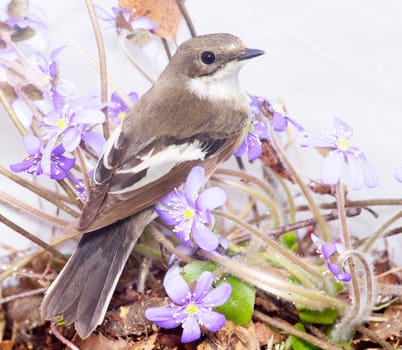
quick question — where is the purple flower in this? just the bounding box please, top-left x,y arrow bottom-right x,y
248,94 -> 304,132
41,92 -> 105,151
108,91 -> 138,125
395,167 -> 402,183
34,46 -> 70,110
296,118 -> 377,190
311,233 -> 351,282
95,5 -> 159,57
10,135 -> 75,180
1,1 -> 48,52
156,166 -> 226,251
145,269 -> 231,343
235,117 -> 269,161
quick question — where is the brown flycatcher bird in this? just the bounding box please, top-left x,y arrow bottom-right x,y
41,33 -> 264,338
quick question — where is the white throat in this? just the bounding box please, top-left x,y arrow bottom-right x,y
186,61 -> 247,106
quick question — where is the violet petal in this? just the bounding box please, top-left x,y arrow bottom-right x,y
181,316 -> 201,343
321,150 -> 344,185
197,309 -> 226,332
197,187 -> 226,211
185,166 -> 204,203
192,271 -> 214,302
164,273 -> 190,305
202,283 -> 232,308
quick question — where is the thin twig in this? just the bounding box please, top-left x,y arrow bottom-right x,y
57,179 -> 83,209
0,165 -> 76,204
199,250 -> 346,311
356,325 -> 394,350
75,147 -> 91,194
119,30 -> 156,85
0,214 -> 66,261
0,232 -> 79,283
362,210 -> 402,253
271,134 -> 331,241
0,191 -> 70,226
0,287 -> 47,305
213,210 -> 328,288
253,310 -> 341,350
267,208 -> 361,239
176,0 -> 197,37
137,256 -> 152,294
148,224 -> 192,263
84,0 -> 110,139
51,320 -> 80,350
161,38 -> 172,60
336,182 -> 361,310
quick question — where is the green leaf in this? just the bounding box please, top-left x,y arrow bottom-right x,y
279,231 -> 298,252
290,323 -> 317,350
182,260 -> 255,325
298,307 -> 338,325
182,260 -> 217,283
215,275 -> 255,325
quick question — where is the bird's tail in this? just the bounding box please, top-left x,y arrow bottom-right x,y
41,209 -> 153,339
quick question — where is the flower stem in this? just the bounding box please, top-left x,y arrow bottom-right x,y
0,214 -> 66,261
277,176 -> 297,223
75,147 -> 91,194
176,0 -> 197,37
213,210 -> 328,288
0,89 -> 27,136
84,0 -> 110,139
51,320 -> 80,350
361,209 -> 402,253
57,180 -> 83,209
0,191 -> 69,226
254,310 -> 342,350
271,135 -> 332,241
331,249 -> 376,342
0,231 -> 78,283
334,181 -> 361,335
148,224 -> 193,263
215,168 -> 281,205
213,177 -> 282,227
119,30 -> 156,85
200,249 -> 347,311
0,165 -> 80,217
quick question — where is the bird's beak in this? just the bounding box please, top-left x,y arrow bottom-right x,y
238,48 -> 265,61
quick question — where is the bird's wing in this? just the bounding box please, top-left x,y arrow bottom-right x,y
77,88 -> 250,232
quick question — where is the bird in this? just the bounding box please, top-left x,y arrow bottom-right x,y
41,33 -> 264,339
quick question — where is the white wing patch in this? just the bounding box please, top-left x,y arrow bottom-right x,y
108,141 -> 205,195
102,124 -> 122,170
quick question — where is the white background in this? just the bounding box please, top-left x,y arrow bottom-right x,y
1,1 -> 401,260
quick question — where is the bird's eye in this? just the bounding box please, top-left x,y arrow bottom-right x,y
200,51 -> 216,65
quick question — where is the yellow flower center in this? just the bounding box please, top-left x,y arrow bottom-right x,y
247,123 -> 254,133
184,207 -> 195,220
117,111 -> 127,122
337,138 -> 349,151
185,303 -> 197,315
56,118 -> 68,130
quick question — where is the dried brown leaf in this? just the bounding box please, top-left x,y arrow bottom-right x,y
260,140 -> 294,182
0,82 -> 16,101
22,83 -> 43,101
119,0 -> 182,41
200,320 -> 260,350
0,340 -> 14,350
77,333 -> 129,350
368,303 -> 402,341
